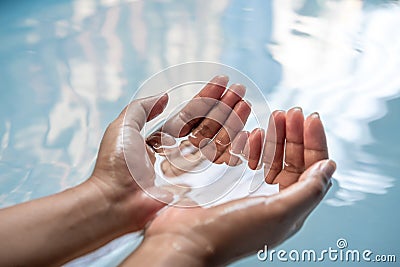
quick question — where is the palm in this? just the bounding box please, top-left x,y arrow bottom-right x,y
143,107 -> 331,265
90,75 -> 251,231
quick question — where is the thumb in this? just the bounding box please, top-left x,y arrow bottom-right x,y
205,160 -> 336,241
278,159 -> 336,219
121,94 -> 168,189
122,93 -> 169,131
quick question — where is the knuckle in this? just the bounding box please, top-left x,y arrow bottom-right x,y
179,109 -> 195,125
215,102 -> 232,114
310,180 -> 325,198
198,123 -> 217,138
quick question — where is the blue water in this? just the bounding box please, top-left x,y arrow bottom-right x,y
1,0 -> 399,266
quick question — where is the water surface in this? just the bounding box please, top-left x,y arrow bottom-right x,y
0,0 -> 399,266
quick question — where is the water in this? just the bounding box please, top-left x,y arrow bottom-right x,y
1,0 -> 399,266
129,61 -> 279,206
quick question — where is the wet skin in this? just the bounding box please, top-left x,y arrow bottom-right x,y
121,78 -> 336,266
0,75 -> 335,267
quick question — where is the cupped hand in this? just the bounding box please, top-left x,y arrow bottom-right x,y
89,93 -> 171,232
89,75 -> 250,232
121,108 -> 336,266
147,76 -> 251,176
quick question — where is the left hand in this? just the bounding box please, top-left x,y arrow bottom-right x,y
89,93 -> 171,232
90,75 -> 251,232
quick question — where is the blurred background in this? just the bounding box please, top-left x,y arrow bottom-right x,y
0,0 -> 399,266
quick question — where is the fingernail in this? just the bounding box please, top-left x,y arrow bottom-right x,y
230,83 -> 245,87
148,92 -> 168,105
319,159 -> 336,178
293,106 -> 303,112
160,93 -> 169,108
211,75 -> 229,86
311,112 -> 320,118
251,128 -> 264,135
229,83 -> 246,98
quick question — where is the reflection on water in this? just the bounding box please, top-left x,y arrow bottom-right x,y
0,0 -> 399,266
268,0 -> 400,206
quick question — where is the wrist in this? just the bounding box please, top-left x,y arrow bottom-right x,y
121,234 -> 209,267
83,176 -> 137,233
85,175 -> 170,233
73,180 -> 133,237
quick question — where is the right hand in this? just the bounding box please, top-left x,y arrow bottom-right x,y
121,107 -> 336,267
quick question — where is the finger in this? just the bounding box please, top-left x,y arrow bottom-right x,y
146,131 -> 177,154
279,107 -> 305,185
263,111 -> 286,183
231,131 -> 250,155
243,128 -> 264,170
202,100 -> 251,162
122,94 -> 169,131
122,94 -> 169,188
207,160 -> 336,247
214,100 -> 251,148
189,84 -> 246,147
161,141 -> 203,177
214,131 -> 249,166
304,112 -> 328,169
161,150 -> 203,177
161,75 -> 229,137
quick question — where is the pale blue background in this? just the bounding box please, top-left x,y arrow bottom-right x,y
0,0 -> 399,266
